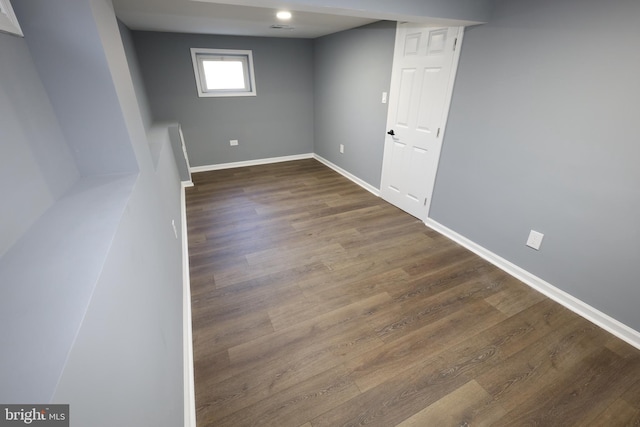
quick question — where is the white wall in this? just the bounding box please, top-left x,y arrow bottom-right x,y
1,0 -> 186,424
0,33 -> 79,256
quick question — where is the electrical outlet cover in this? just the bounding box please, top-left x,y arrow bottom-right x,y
526,230 -> 544,250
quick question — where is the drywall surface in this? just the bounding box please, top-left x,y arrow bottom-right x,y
133,31 -> 314,167
325,0 -> 493,23
0,33 -> 79,257
2,0 -> 185,424
52,166 -> 184,427
119,19 -> 154,133
314,21 -> 395,188
14,0 -> 138,176
208,0 -> 494,25
0,173 -> 137,403
431,0 -> 640,330
51,2 -> 184,425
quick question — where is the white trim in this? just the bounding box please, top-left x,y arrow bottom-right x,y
185,152 -> 640,352
190,153 -> 313,173
427,26 -> 464,216
181,183 -> 196,427
189,153 -> 380,195
190,48 -> 257,98
0,0 -> 23,37
424,217 -> 640,350
437,27 -> 464,146
313,154 -> 380,197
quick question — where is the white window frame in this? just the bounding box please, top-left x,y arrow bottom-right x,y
190,48 -> 257,98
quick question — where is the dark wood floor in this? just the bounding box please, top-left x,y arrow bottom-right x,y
186,159 -> 640,427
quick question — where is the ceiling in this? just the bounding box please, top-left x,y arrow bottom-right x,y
112,0 -> 380,39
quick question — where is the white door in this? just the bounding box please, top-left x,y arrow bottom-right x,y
380,24 -> 462,221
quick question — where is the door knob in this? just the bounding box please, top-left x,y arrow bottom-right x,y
387,130 -> 395,136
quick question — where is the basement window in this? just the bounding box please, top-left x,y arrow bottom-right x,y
190,48 -> 257,97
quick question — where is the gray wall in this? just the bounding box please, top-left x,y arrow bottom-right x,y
0,33 -> 79,257
132,31 -> 314,167
431,0 -> 640,330
16,0 -> 138,176
119,20 -> 154,133
314,21 -> 395,188
2,0 -> 185,424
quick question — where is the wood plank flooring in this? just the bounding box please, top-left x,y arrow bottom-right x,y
186,159 -> 640,426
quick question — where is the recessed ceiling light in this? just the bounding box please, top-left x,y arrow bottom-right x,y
276,11 -> 292,21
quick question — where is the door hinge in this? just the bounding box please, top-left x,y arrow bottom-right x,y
453,38 -> 458,51
436,128 -> 441,138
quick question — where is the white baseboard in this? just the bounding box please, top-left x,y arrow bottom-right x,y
190,153 -> 314,173
425,218 -> 640,350
189,153 -> 380,197
313,154 -> 380,197
181,182 -> 196,427
186,154 -> 640,349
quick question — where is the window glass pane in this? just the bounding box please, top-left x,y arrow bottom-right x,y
191,48 -> 256,97
202,60 -> 246,90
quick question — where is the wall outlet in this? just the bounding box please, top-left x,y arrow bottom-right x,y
230,139 -> 239,146
526,230 -> 544,250
340,144 -> 344,154
382,92 -> 388,104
